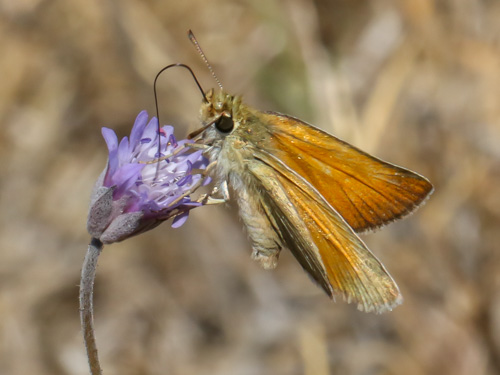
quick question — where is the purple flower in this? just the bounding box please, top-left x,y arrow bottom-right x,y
87,111 -> 209,243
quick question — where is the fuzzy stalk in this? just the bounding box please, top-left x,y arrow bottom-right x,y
80,238 -> 104,375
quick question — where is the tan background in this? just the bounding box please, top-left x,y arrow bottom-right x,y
1,0 -> 499,374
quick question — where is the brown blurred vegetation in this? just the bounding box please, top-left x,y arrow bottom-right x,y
1,0 -> 499,374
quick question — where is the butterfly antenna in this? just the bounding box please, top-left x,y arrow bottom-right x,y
188,30 -> 224,90
152,63 -> 206,179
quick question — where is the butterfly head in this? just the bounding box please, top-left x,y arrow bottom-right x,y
200,89 -> 244,135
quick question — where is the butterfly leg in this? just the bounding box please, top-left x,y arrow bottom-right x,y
142,142 -> 210,164
197,180 -> 229,206
167,160 -> 217,207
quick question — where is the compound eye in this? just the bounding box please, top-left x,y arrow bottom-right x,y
214,115 -> 234,133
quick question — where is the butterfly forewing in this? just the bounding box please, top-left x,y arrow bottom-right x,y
258,112 -> 433,233
249,151 -> 402,313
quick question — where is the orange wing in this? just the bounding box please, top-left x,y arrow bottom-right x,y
247,153 -> 402,313
259,112 -> 433,233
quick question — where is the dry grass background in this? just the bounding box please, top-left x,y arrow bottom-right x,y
1,0 -> 499,374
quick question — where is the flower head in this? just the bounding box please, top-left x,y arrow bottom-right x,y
87,111 -> 209,243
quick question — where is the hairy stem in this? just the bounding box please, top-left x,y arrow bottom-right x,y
80,238 -> 104,375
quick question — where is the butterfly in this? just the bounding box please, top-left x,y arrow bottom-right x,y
160,31 -> 433,313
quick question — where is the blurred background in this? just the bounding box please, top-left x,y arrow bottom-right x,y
1,0 -> 499,374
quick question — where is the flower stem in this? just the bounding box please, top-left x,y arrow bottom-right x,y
80,238 -> 104,375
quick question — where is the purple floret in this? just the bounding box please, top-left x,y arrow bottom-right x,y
87,111 -> 209,243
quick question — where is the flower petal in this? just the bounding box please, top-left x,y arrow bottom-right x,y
143,117 -> 160,141
117,136 -> 130,165
130,110 -> 149,148
102,127 -> 118,152
171,211 -> 189,228
112,163 -> 145,198
102,128 -> 119,186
